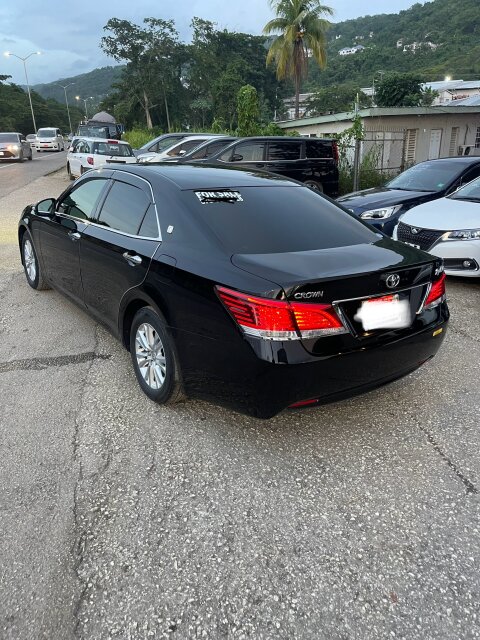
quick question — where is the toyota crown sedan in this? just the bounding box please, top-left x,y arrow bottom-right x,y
18,165 -> 449,418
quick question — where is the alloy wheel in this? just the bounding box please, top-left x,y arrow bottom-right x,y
135,322 -> 167,390
23,238 -> 37,282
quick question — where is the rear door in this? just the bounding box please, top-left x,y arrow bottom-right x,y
265,140 -> 304,181
80,172 -> 161,333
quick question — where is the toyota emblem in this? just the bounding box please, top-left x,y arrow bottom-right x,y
386,273 -> 400,288
411,227 -> 421,234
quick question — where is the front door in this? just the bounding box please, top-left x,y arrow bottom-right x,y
80,173 -> 161,333
38,177 -> 109,306
428,129 -> 443,160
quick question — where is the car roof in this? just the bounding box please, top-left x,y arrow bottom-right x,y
72,137 -> 131,144
415,157 -> 480,165
109,163 -> 301,190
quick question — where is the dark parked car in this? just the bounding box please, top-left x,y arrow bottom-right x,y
134,132 -> 227,157
19,164 -> 448,418
338,157 -> 480,236
163,137 -> 237,163
191,136 -> 339,197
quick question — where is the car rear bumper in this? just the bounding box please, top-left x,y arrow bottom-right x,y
173,308 -> 449,418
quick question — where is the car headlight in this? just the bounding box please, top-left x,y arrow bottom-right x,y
8,144 -> 20,151
448,229 -> 480,240
360,205 -> 402,220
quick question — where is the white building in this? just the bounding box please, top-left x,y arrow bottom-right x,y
339,45 -> 365,56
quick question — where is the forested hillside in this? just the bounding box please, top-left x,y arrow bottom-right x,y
30,66 -> 125,106
307,0 -> 480,88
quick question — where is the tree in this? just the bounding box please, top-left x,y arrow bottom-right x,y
305,84 -> 371,115
264,0 -> 333,119
101,18 -> 184,129
375,73 -> 437,107
236,85 -> 260,136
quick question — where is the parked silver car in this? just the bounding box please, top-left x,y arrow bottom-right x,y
0,132 -> 32,162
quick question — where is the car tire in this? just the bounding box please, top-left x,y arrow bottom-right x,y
18,151 -> 24,163
304,180 -> 324,193
67,163 -> 75,180
21,232 -> 50,291
28,152 -> 32,160
130,307 -> 185,405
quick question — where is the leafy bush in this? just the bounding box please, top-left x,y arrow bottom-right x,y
123,128 -> 163,149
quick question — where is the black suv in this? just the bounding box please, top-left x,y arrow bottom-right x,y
191,136 -> 339,197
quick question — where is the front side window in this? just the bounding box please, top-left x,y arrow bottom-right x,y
167,139 -> 207,157
97,181 -> 151,235
221,141 -> 266,162
58,179 -> 107,221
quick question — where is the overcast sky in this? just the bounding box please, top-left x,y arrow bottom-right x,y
1,0 -> 423,86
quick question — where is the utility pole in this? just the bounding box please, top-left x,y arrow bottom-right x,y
56,82 -> 75,134
352,93 -> 361,192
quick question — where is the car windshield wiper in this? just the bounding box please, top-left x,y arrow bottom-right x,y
450,196 -> 480,202
388,187 -> 433,192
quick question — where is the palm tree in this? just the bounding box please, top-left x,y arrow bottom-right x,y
264,0 -> 333,119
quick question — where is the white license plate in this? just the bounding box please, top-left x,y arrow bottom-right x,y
405,241 -> 420,249
42,144 -> 49,148
354,295 -> 411,331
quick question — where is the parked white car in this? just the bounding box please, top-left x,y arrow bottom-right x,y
137,135 -> 224,163
35,127 -> 65,152
67,137 -> 137,179
394,176 -> 480,277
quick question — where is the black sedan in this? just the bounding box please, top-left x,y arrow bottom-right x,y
19,164 -> 448,418
338,157 -> 480,236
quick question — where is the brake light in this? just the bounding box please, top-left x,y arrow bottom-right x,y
87,156 -> 94,165
424,272 -> 446,309
107,140 -> 118,144
216,286 -> 346,340
332,141 -> 339,164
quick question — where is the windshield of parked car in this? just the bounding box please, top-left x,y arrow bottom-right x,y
449,176 -> 480,202
0,134 -> 19,142
191,186 -> 377,254
37,129 -> 57,138
386,161 -> 466,192
93,142 -> 134,157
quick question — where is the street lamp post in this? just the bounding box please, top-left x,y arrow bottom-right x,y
4,51 -> 41,132
76,96 -> 93,120
56,82 -> 75,135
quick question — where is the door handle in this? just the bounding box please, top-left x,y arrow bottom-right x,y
68,231 -> 81,241
123,252 -> 142,266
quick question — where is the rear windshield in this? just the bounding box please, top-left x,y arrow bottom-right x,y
78,125 -> 117,139
37,129 -> 57,138
386,161 -> 466,192
190,186 -> 377,254
92,142 -> 134,157
0,133 -> 19,142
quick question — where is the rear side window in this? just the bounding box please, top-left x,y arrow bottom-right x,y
267,141 -> 302,161
97,181 -> 151,235
191,186 -> 377,254
306,140 -> 334,159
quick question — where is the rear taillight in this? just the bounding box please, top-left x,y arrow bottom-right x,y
216,286 -> 346,340
332,141 -> 339,164
87,156 -> 94,165
424,272 -> 446,310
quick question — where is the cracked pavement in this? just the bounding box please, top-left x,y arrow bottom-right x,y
0,171 -> 479,639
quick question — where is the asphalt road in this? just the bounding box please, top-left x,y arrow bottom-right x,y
0,149 -> 68,198
0,171 -> 479,640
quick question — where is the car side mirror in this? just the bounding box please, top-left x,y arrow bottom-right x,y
231,153 -> 243,162
35,198 -> 56,216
